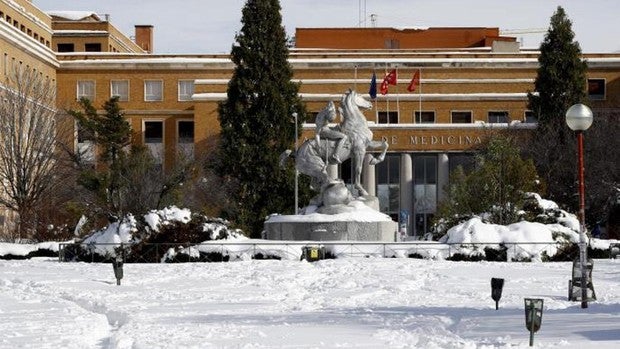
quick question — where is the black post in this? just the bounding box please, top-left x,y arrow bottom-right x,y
529,302 -> 535,346
491,278 -> 505,310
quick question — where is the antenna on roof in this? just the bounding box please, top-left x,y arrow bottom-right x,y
358,0 -> 367,27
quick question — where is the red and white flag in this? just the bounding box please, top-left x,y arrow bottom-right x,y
380,69 -> 397,95
407,69 -> 421,92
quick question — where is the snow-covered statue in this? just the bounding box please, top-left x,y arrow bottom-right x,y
280,89 -> 388,211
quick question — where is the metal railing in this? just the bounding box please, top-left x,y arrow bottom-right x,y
58,241 -> 579,263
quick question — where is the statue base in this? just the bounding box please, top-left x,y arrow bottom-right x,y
263,198 -> 397,242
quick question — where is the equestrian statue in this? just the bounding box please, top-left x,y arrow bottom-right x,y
280,89 -> 388,209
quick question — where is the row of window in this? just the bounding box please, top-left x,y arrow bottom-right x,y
78,120 -> 195,143
78,120 -> 195,164
1,52 -> 54,82
77,80 -> 195,102
0,10 -> 50,48
376,110 -> 536,124
59,43 -> 101,53
58,42 -> 120,53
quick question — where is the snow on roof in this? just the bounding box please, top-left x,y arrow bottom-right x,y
47,11 -> 100,21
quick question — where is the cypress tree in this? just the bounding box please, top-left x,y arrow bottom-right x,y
528,6 -> 587,136
217,0 -> 306,236
526,6 -> 588,208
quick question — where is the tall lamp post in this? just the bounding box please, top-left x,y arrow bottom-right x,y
565,103 -> 593,309
293,112 -> 299,214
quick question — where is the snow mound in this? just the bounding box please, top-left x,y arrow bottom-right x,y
144,206 -> 192,232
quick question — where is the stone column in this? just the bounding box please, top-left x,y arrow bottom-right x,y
437,153 -> 450,204
400,153 -> 413,237
362,154 -> 376,196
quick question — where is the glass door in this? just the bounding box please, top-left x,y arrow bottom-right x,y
413,155 -> 437,238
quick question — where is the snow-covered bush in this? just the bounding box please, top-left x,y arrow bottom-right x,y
433,194 -> 613,261
65,206 -> 245,262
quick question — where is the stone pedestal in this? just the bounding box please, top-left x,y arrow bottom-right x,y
263,219 -> 397,241
264,197 -> 397,242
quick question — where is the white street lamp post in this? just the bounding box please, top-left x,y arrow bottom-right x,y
293,112 -> 299,214
565,103 -> 593,309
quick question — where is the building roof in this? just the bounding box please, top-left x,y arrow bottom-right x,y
46,11 -> 101,22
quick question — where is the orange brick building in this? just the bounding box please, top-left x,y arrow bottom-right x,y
2,0 -> 619,237
295,27 -> 517,49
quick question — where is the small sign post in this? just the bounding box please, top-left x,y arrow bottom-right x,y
524,298 -> 543,347
491,278 -> 504,310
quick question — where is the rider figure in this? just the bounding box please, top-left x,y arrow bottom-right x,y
315,101 -> 347,163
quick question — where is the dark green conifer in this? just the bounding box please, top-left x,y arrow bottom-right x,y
526,6 -> 588,208
217,0 -> 307,236
528,6 -> 587,136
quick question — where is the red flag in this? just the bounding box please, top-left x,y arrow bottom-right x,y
383,69 -> 397,85
407,69 -> 420,92
380,69 -> 397,95
380,79 -> 389,95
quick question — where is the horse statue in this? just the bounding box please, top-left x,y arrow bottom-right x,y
281,89 -> 388,201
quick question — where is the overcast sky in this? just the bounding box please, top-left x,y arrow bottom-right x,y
33,0 -> 620,54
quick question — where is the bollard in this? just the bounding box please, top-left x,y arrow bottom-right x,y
112,252 -> 124,286
300,245 -> 325,262
491,278 -> 505,310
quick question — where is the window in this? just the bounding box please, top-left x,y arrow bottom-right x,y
144,121 -> 164,164
378,111 -> 398,124
57,43 -> 74,52
524,110 -> 537,123
144,80 -> 163,101
77,80 -> 95,100
451,111 -> 472,124
110,80 -> 129,101
178,121 -> 194,159
307,112 -> 319,124
414,155 -> 437,237
85,43 -> 102,52
76,122 -> 95,165
144,121 -> 163,143
588,78 -> 605,100
449,153 -> 475,175
415,111 -> 435,124
178,121 -> 194,143
178,80 -> 194,101
488,111 -> 509,123
376,154 -> 400,221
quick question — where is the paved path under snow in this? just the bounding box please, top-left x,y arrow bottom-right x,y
0,258 -> 618,348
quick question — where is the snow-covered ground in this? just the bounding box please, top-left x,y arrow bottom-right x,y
1,257 -> 618,348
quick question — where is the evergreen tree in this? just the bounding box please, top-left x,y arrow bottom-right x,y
526,6 -> 588,210
217,0 -> 307,236
68,97 -> 193,222
68,97 -> 133,219
435,135 -> 541,237
528,6 -> 587,134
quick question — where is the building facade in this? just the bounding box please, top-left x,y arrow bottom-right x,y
1,0 -> 619,238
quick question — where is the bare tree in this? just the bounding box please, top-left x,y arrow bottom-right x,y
0,66 -> 59,241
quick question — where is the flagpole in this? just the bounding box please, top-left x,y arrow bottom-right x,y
395,66 -> 400,123
385,65 -> 389,121
419,68 -> 422,121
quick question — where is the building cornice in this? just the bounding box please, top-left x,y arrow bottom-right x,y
192,92 -> 529,102
0,20 -> 58,67
1,0 -> 53,35
55,54 -> 620,71
196,78 -> 534,85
